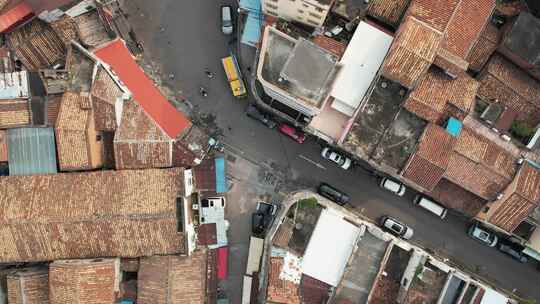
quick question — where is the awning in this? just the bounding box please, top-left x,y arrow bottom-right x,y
215,156 -> 227,193
217,246 -> 228,279
0,2 -> 33,33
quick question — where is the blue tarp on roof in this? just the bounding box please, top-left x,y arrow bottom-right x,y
240,0 -> 263,47
215,156 -> 227,193
446,117 -> 462,137
7,127 -> 58,176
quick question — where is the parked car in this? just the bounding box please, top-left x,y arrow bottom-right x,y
279,123 -> 306,144
321,147 -> 352,170
413,195 -> 448,219
468,223 -> 498,247
379,216 -> 414,240
497,240 -> 528,263
324,25 -> 343,37
317,183 -> 350,205
246,104 -> 277,128
252,201 -> 278,236
221,5 -> 233,35
379,177 -> 406,196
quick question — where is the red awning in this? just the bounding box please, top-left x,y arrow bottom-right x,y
0,1 -> 33,33
217,246 -> 228,279
94,39 -> 191,138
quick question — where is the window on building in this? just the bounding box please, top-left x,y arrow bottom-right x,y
266,3 -> 278,10
298,9 -> 304,13
308,12 -> 321,18
315,6 -> 324,12
307,18 -> 319,25
176,197 -> 185,232
96,135 -> 102,141
303,3 -> 309,8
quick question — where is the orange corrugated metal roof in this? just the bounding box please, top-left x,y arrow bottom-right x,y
94,39 -> 191,138
0,1 -> 32,33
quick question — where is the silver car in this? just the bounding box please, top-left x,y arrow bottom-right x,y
380,216 -> 414,240
221,5 -> 233,35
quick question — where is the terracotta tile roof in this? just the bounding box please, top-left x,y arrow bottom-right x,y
404,0 -> 495,73
50,15 -> 79,45
408,0 -> 459,32
73,10 -> 112,48
49,259 -> 118,304
7,19 -> 66,71
138,251 -> 207,304
0,168 -> 186,262
55,92 -> 102,171
267,257 -> 301,304
403,154 -> 447,190
477,54 -> 540,126
440,0 -> 495,60
382,16 -> 443,88
94,39 -> 191,138
429,178 -> 487,217
366,0 -> 411,28
454,127 -> 517,179
311,35 -> 346,58
514,161 -> 540,202
91,66 -> 124,105
404,68 -> 478,122
467,23 -> 500,72
402,124 -> 455,190
300,274 -> 331,304
0,129 -> 6,162
0,99 -> 31,128
445,152 -> 510,199
46,94 -> 62,126
273,218 -> 294,249
92,96 -> 116,131
488,193 -> 536,232
193,158 -> 217,194
7,267 -> 49,304
198,223 -> 217,246
486,162 -> 540,231
113,101 -> 172,169
0,1 -> 32,33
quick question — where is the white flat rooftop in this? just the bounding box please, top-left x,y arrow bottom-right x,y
330,22 -> 393,116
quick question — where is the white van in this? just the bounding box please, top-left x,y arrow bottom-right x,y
413,195 -> 447,219
221,5 -> 233,35
246,236 -> 264,275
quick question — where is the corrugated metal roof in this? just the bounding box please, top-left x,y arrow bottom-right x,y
7,127 -> 57,175
94,39 -> 191,139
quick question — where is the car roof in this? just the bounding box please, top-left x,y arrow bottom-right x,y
383,178 -> 401,192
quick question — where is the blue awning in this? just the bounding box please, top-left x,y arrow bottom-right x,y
215,156 -> 227,193
446,117 -> 462,137
240,0 -> 263,47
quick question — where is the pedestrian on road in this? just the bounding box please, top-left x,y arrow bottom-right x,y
199,87 -> 208,97
205,69 -> 214,79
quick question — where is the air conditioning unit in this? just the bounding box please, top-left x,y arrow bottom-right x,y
496,193 -> 504,200
192,203 -> 199,210
501,134 -> 511,142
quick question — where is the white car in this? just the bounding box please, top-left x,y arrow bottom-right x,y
379,177 -> 406,196
468,223 -> 498,247
321,147 -> 352,169
380,216 -> 414,240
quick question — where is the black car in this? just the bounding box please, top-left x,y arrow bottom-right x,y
317,183 -> 350,206
497,240 -> 528,263
246,105 -> 277,129
252,202 -> 278,236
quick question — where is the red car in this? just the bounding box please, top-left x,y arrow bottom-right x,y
279,123 -> 306,143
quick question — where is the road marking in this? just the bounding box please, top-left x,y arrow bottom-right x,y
298,154 -> 326,170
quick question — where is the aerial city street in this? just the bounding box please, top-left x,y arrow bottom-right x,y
0,0 -> 538,303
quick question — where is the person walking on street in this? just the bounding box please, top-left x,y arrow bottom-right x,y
205,68 -> 214,79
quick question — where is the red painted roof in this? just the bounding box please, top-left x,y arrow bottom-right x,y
217,246 -> 228,279
94,39 -> 191,138
0,1 -> 33,33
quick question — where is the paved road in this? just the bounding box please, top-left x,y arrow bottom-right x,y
123,0 -> 540,301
